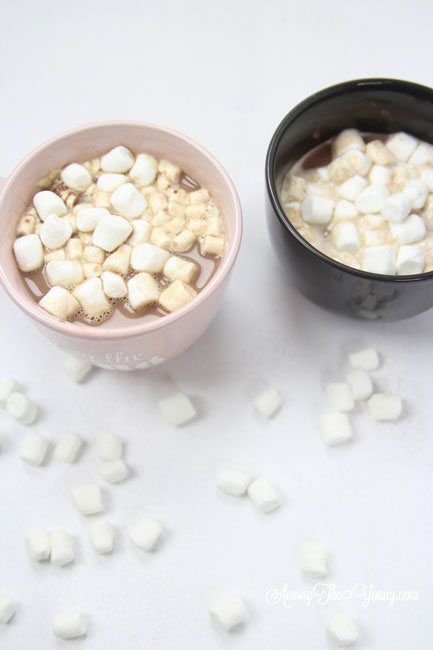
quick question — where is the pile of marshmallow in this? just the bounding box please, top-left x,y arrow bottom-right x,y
13,145 -> 224,322
282,129 -> 433,274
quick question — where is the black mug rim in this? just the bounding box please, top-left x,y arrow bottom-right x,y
265,77 -> 433,284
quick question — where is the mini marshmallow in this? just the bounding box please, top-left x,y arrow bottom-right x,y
0,594 -> 16,624
88,519 -> 114,554
111,182 -> 147,219
159,159 -> 181,184
63,355 -> 92,382
103,244 -> 131,275
127,272 -> 160,310
253,388 -> 282,418
128,219 -> 152,246
325,383 -> 354,412
349,347 -> 379,370
344,149 -> 371,176
346,369 -> 373,401
163,256 -> 197,283
130,153 -> 158,186
6,392 -> 38,425
338,175 -> 368,201
0,376 -> 18,406
158,392 -> 196,426
332,222 -> 360,254
247,477 -> 281,513
355,184 -> 389,214
101,271 -> 127,298
33,190 -> 67,220
369,164 -> 392,186
389,213 -> 426,245
39,286 -> 80,320
159,280 -> 196,313
216,469 -> 252,496
366,139 -> 395,165
99,459 -> 128,484
51,530 -> 75,566
76,207 -> 109,232
189,188 -> 210,204
403,179 -> 429,209
55,432 -> 83,462
92,214 -> 132,252
327,613 -> 359,647
61,163 -> 91,192
13,234 -> 44,271
362,245 -> 396,275
97,173 -> 128,192
200,235 -> 224,256
129,516 -> 163,551
52,611 -> 87,639
300,544 -> 328,579
83,262 -> 101,279
26,528 -> 51,561
46,260 -> 83,287
396,245 -> 425,275
421,167 -> 433,191
151,226 -> 172,249
101,145 -> 134,172
66,238 -> 83,258
333,129 -> 365,157
20,433 -> 49,465
381,192 -> 412,223
71,483 -> 104,515
45,248 -> 66,262
173,229 -> 195,252
40,214 -> 72,249
319,413 -> 353,446
328,156 -> 356,183
386,131 -> 418,161
368,393 -> 402,421
302,195 -> 334,224
409,141 -> 433,165
334,200 -> 357,219
131,242 -> 169,273
97,432 -> 122,460
209,594 -> 248,633
362,229 -> 383,247
73,278 -> 111,318
83,246 -> 104,264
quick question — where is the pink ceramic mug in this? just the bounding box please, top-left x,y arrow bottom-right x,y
0,122 -> 242,370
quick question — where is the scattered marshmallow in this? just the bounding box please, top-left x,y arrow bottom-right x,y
103,243 -> 131,275
368,393 -> 402,421
421,167 -> 433,192
55,432 -> 83,463
26,527 -> 51,562
92,214 -> 133,252
0,376 -> 18,406
332,222 -> 360,254
63,355 -> 92,383
333,129 -> 365,157
128,219 -> 152,246
39,286 -> 80,320
129,516 -> 163,551
110,182 -> 147,219
51,530 -> 75,567
13,234 -> 44,271
101,271 -> 127,298
334,200 -> 357,219
409,142 -> 433,165
247,477 -> 281,513
73,278 -> 111,318
76,207 -> 109,232
389,213 -> 426,245
338,174 -> 368,201
97,432 -> 122,461
20,433 -> 49,465
346,369 -> 373,401
52,611 -> 87,639
200,234 -> 224,256
127,272 -> 160,310
302,195 -> 334,224
253,388 -> 281,418
61,163 -> 92,192
216,469 -> 252,496
355,184 -> 389,214
300,544 -> 328,579
163,256 -> 197,283
71,484 -> 104,515
349,347 -> 379,370
33,190 -> 67,220
403,180 -> 429,209
101,145 -> 134,172
381,192 -> 412,223
159,280 -> 196,313
327,613 -> 359,646
209,593 -> 248,633
396,245 -> 425,275
46,260 -> 83,287
319,413 -> 353,446
99,459 -> 128,484
131,243 -> 169,273
325,383 -> 354,412
96,173 -> 128,192
129,153 -> 158,186
158,392 -> 196,426
0,594 -> 16,624
40,214 -> 72,249
362,245 -> 395,275
88,519 -> 114,554
386,132 -> 418,161
369,164 -> 392,186
6,392 -> 38,425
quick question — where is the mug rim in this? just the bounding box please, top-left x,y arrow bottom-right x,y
265,77 -> 433,284
0,120 -> 243,340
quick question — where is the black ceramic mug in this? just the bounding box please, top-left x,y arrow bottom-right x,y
265,78 -> 433,322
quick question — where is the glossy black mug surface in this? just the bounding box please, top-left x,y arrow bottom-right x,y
265,78 -> 433,322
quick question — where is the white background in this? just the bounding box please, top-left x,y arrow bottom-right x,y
1,0 -> 433,648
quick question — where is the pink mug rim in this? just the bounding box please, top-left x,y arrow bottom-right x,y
0,120 -> 242,341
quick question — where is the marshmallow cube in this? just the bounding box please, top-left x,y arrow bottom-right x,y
346,369 -> 373,401
101,271 -> 127,298
26,528 -> 51,561
52,611 -> 87,639
61,163 -> 92,192
403,180 -> 429,209
327,613 -> 359,647
200,234 -> 224,256
92,214 -> 133,252
325,383 -> 354,412
33,190 -> 67,220
127,272 -> 160,310
302,195 -> 334,224
334,129 -> 365,157
131,243 -> 169,273
73,278 -> 111,318
101,145 -> 134,172
13,234 -> 44,271
110,183 -> 147,219
51,530 -> 75,567
300,544 -> 328,579
338,175 -> 368,201
381,192 -> 412,223
396,245 -> 425,275
409,142 -> 433,165
96,173 -> 128,192
46,261 -> 83,287
40,214 -> 72,249
173,229 -> 195,252
0,594 -> 16,624
319,413 -> 353,446
216,468 -> 252,496
389,214 -> 426,245
386,132 -> 418,161
332,222 -> 360,254
158,392 -> 196,426
362,245 -> 396,275
209,593 -> 248,633
88,519 -> 114,554
129,516 -> 163,551
355,184 -> 389,214
99,459 -> 128,484
0,376 -> 18,406
55,432 -> 83,463
344,149 -> 371,176
76,207 -> 109,232
247,477 -> 281,513
349,347 -> 379,370
369,164 -> 392,186
63,354 -> 92,383
163,256 -> 197,283
368,393 -> 402,421
128,219 -> 152,246
71,484 -> 104,515
130,153 -> 158,186
103,243 -> 131,275
39,286 -> 80,320
159,280 -> 197,313
334,200 -> 357,219
421,167 -> 433,191
6,392 -> 38,425
97,432 -> 122,460
253,388 -> 282,418
20,433 -> 49,465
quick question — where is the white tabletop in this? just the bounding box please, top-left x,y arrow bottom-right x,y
1,0 -> 433,648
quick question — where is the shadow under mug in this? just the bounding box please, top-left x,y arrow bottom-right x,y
0,122 -> 242,370
265,78 -> 433,322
